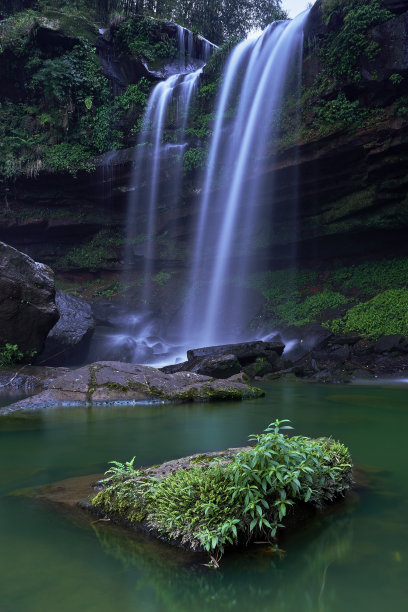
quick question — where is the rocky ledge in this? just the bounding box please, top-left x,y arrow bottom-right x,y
0,360 -> 263,415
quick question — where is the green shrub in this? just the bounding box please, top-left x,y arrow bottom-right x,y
0,344 -> 24,367
316,92 -> 366,127
0,343 -> 36,367
328,289 -> 408,338
42,142 -> 94,175
117,78 -> 150,111
92,420 -> 352,564
183,146 -> 207,172
389,73 -> 404,86
320,0 -> 392,82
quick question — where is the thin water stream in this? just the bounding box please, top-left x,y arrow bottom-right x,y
1,382 -> 407,611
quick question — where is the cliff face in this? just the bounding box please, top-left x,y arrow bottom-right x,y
1,0 -> 408,283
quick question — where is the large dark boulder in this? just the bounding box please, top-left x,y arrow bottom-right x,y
0,241 -> 59,355
40,291 -> 95,366
187,341 -> 285,362
162,341 -> 286,379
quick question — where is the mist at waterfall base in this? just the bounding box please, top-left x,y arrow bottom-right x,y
94,12 -> 309,367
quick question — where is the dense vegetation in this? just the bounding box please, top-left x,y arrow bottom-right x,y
92,420 -> 352,565
249,256 -> 408,339
0,0 -> 286,44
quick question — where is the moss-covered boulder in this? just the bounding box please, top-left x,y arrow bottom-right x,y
81,420 -> 352,564
0,360 -> 263,414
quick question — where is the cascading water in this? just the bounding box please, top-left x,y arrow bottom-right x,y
98,12 -> 309,366
124,69 -> 201,309
114,35 -> 205,364
182,10 -> 310,346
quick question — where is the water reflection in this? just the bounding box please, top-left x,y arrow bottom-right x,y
91,500 -> 355,612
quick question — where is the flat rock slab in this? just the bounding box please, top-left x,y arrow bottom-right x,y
0,361 -> 264,415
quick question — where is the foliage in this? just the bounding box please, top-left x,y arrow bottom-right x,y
186,111 -> 214,139
183,146 -> 207,172
320,0 -> 393,82
56,229 -> 122,270
153,271 -> 172,286
112,14 -> 177,62
117,78 -> 150,110
0,344 -> 24,367
389,73 -> 404,86
316,92 -> 366,127
92,420 -> 351,563
276,291 -> 350,327
328,289 -> 408,339
327,257 -> 408,295
42,143 -> 94,175
0,10 -> 39,55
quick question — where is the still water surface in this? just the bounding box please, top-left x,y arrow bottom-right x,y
0,382 -> 407,612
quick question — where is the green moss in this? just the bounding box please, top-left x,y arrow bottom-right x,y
327,289 -> 408,339
55,230 -> 122,271
106,382 -> 130,392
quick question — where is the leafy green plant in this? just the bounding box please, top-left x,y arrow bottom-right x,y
320,0 -> 392,82
117,78 -> 150,111
42,142 -> 94,175
389,73 -> 404,86
316,92 -> 365,127
92,420 -> 352,564
0,344 -> 24,367
183,146 -> 207,172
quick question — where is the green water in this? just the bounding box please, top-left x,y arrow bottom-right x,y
1,382 -> 407,612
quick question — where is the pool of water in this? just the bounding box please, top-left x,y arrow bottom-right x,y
1,381 -> 407,612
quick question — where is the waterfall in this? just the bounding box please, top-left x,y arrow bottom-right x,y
182,10 -> 310,346
103,13 -> 309,366
125,69 -> 201,309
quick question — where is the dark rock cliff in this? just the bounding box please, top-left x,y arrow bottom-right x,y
0,1 -> 407,285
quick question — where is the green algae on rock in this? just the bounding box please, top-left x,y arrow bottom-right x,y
85,420 -> 352,564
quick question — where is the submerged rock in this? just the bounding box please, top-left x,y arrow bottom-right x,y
0,361 -> 264,414
0,241 -> 59,355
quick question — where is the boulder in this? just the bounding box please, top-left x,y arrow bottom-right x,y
40,291 -> 94,366
162,341 -> 285,379
0,241 -> 59,355
162,353 -> 242,378
281,324 -> 333,362
187,341 -> 285,363
0,361 -> 264,415
373,334 -> 408,353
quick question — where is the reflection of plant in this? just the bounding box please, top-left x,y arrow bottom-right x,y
93,420 -> 351,564
91,497 -> 354,611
